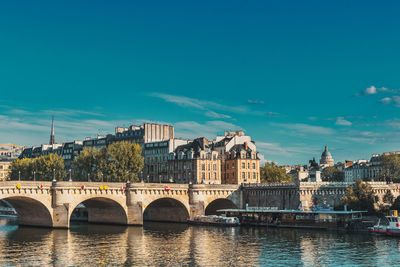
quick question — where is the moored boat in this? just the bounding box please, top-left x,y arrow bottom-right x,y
187,215 -> 240,226
371,212 -> 400,236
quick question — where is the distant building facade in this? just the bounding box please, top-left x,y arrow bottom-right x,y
168,138 -> 221,184
319,146 -> 334,168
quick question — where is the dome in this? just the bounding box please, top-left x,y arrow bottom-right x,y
320,146 -> 334,167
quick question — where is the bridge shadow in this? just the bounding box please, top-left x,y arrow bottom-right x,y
205,199 -> 238,215
70,198 -> 128,226
143,198 -> 189,223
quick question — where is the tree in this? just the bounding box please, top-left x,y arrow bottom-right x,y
9,158 -> 35,180
391,196 -> 400,211
321,166 -> 344,182
101,142 -> 144,182
9,154 -> 66,181
260,162 -> 293,183
34,154 -> 66,181
383,190 -> 395,204
381,154 -> 400,182
341,179 -> 376,214
73,147 -> 105,181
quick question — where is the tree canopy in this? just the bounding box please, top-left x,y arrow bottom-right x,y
321,166 -> 344,182
381,154 -> 400,182
260,162 -> 293,183
341,179 -> 376,214
9,154 -> 66,181
73,142 -> 144,182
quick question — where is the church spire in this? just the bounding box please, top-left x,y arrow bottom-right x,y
50,116 -> 55,145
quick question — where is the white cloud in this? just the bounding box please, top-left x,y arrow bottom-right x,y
335,117 -> 352,126
364,85 -> 377,95
380,97 -> 392,104
174,120 -> 242,140
271,123 -> 335,135
149,92 -> 268,117
204,111 -> 231,119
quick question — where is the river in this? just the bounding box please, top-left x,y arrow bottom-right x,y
0,219 -> 399,266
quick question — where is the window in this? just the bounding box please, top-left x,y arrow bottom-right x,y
213,164 -> 217,171
253,172 -> 256,179
214,172 -> 217,179
242,162 -> 246,169
252,163 -> 256,169
248,163 -> 250,169
202,172 -> 205,180
201,163 -> 205,171
242,172 -> 246,179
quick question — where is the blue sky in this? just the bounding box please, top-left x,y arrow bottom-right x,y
1,0 -> 400,165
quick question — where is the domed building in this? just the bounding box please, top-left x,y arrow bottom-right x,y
319,146 -> 334,168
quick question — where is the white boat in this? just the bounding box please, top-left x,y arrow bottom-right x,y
187,215 -> 240,226
0,207 -> 17,218
370,215 -> 400,236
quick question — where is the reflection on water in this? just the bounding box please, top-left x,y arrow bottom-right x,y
0,219 -> 399,266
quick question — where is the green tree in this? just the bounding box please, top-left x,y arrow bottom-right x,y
383,190 -> 395,204
34,154 -> 66,181
101,142 -> 144,182
321,166 -> 344,182
341,179 -> 376,213
73,147 -> 105,181
381,154 -> 400,182
10,154 -> 66,181
391,196 -> 400,211
260,162 -> 293,183
9,158 -> 35,180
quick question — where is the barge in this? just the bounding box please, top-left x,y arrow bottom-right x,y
187,215 -> 240,226
371,211 -> 400,236
218,207 -> 367,231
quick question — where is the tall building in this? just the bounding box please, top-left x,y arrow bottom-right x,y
222,142 -> 260,184
144,139 -> 188,182
114,123 -> 174,146
212,131 -> 261,184
168,138 -> 221,184
319,146 -> 334,168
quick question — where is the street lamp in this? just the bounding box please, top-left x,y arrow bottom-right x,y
88,173 -> 91,182
33,171 -> 36,182
52,169 -> 56,182
101,172 -> 103,183
147,175 -> 149,183
159,174 -> 161,183
69,169 -> 72,182
18,171 -> 21,181
140,171 -> 143,183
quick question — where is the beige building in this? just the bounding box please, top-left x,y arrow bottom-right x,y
168,138 -> 221,184
222,143 -> 260,184
0,161 -> 10,181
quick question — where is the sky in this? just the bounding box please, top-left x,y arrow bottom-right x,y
1,0 -> 400,165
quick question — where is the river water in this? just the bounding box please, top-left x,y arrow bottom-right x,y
0,219 -> 399,266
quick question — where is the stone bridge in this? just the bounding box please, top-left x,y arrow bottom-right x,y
0,181 -> 241,228
242,181 -> 400,210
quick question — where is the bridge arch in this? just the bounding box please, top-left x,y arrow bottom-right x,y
143,198 -> 189,222
205,198 -> 238,215
69,196 -> 128,225
2,196 -> 53,227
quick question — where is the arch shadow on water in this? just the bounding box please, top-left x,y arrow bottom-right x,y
70,197 -> 128,226
0,197 -> 53,227
143,198 -> 189,223
205,199 -> 237,215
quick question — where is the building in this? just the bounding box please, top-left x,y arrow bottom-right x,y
114,123 -> 174,147
0,145 -> 22,181
222,142 -> 260,184
168,138 -> 221,184
319,146 -> 334,168
144,139 -> 188,182
212,131 -> 261,184
62,141 -> 83,169
344,160 -> 369,182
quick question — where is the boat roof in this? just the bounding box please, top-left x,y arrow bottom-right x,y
217,209 -> 367,214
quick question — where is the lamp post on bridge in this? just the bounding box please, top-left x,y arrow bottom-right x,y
69,169 -> 72,182
52,169 -> 56,182
140,171 -> 143,183
18,171 -> 20,181
33,171 -> 36,182
159,174 -> 161,183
